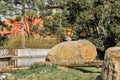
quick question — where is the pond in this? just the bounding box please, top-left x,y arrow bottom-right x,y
0,57 -> 46,67
0,49 -> 50,67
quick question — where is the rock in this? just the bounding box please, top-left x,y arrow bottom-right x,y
101,47 -> 120,80
0,74 -> 6,80
0,73 -> 12,80
46,39 -> 97,65
0,66 -> 12,73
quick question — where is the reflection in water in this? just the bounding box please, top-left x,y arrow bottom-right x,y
0,57 -> 45,67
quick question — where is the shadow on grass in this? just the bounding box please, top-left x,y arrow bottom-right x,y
74,67 -> 101,73
95,75 -> 102,80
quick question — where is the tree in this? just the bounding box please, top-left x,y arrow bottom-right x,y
0,0 -> 42,48
35,0 -> 66,38
61,0 -> 120,59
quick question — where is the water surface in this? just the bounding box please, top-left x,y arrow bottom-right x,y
0,57 -> 46,67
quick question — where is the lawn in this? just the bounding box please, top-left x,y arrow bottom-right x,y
10,64 -> 102,80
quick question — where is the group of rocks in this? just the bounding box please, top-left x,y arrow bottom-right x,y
46,39 -> 120,80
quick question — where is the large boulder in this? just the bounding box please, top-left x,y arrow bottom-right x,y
46,39 -> 97,65
101,47 -> 120,80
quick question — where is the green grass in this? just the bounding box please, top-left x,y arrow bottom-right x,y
10,64 -> 102,80
3,36 -> 60,49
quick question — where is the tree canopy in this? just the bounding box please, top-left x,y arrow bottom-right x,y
0,0 -> 120,58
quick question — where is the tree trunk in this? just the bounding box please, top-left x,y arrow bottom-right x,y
20,0 -> 25,48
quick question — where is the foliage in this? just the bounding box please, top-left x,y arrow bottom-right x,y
15,16 -> 22,21
0,25 -> 11,46
11,64 -> 101,80
3,36 -> 21,48
0,0 -> 19,19
35,0 -> 50,17
30,24 -> 39,33
0,36 -> 6,47
0,0 -> 120,59
61,0 -> 120,54
3,36 -> 60,49
43,13 -> 66,38
0,2 -> 7,15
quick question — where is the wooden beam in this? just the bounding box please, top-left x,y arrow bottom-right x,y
12,67 -> 29,70
0,56 -> 12,60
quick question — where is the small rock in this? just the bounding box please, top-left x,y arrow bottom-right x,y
0,73 -> 12,80
0,65 -> 12,73
0,75 -> 6,79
